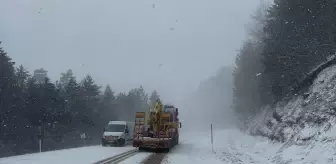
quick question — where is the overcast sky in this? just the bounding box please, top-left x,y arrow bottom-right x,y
0,0 -> 261,103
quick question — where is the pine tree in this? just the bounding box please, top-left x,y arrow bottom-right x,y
233,41 -> 264,121
81,75 -> 100,98
0,42 -> 17,141
16,65 -> 30,89
79,75 -> 101,127
149,90 -> 160,106
137,85 -> 149,112
59,69 -> 74,90
103,85 -> 115,103
232,2 -> 268,122
26,77 -> 57,127
14,65 -> 31,140
99,85 -> 116,124
261,0 -> 336,100
64,75 -> 80,115
41,77 -> 59,122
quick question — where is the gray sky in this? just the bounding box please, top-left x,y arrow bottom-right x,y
0,0 -> 260,103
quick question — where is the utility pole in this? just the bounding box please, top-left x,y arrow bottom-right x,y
0,112 -> 3,139
211,124 -> 214,153
0,107 -> 3,138
0,92 -> 4,139
38,126 -> 42,153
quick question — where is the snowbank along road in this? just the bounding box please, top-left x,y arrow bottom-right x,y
0,144 -> 169,164
0,146 -> 135,164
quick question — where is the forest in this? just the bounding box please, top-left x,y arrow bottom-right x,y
0,44 -> 160,157
232,0 -> 336,127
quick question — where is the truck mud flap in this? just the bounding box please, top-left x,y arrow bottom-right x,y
136,141 -> 169,149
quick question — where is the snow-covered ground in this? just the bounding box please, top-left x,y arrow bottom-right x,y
165,126 -> 336,164
0,145 -> 135,164
270,122 -> 336,164
162,63 -> 336,164
164,129 -> 279,164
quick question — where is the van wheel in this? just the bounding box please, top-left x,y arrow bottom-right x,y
118,139 -> 125,146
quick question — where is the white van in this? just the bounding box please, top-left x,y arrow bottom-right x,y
101,121 -> 134,146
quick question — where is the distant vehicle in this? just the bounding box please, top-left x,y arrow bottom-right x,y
101,121 -> 134,147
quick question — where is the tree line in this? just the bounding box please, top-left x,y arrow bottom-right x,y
0,43 -> 160,157
183,66 -> 234,129
233,0 -> 336,126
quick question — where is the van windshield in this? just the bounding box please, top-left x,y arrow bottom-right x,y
105,124 -> 125,132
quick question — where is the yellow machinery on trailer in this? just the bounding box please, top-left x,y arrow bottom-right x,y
132,99 -> 181,151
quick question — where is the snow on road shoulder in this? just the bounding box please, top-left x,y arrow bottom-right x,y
272,123 -> 336,164
164,129 -> 279,164
119,152 -> 152,164
0,145 -> 135,164
212,129 -> 278,164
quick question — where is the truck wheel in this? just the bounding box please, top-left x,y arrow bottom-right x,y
164,148 -> 170,153
139,147 -> 146,152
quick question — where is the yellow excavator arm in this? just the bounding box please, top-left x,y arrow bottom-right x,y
148,99 -> 162,132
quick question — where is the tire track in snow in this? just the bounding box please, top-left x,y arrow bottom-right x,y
141,153 -> 166,164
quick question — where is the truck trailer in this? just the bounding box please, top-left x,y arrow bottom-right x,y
133,99 -> 181,151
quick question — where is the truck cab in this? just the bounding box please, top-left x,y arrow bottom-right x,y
101,121 -> 134,147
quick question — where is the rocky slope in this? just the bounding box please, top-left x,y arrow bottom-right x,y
249,64 -> 336,163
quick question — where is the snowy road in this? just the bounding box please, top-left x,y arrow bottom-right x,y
119,152 -> 152,164
0,145 -> 136,164
0,129 -> 278,164
2,128 -> 333,164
